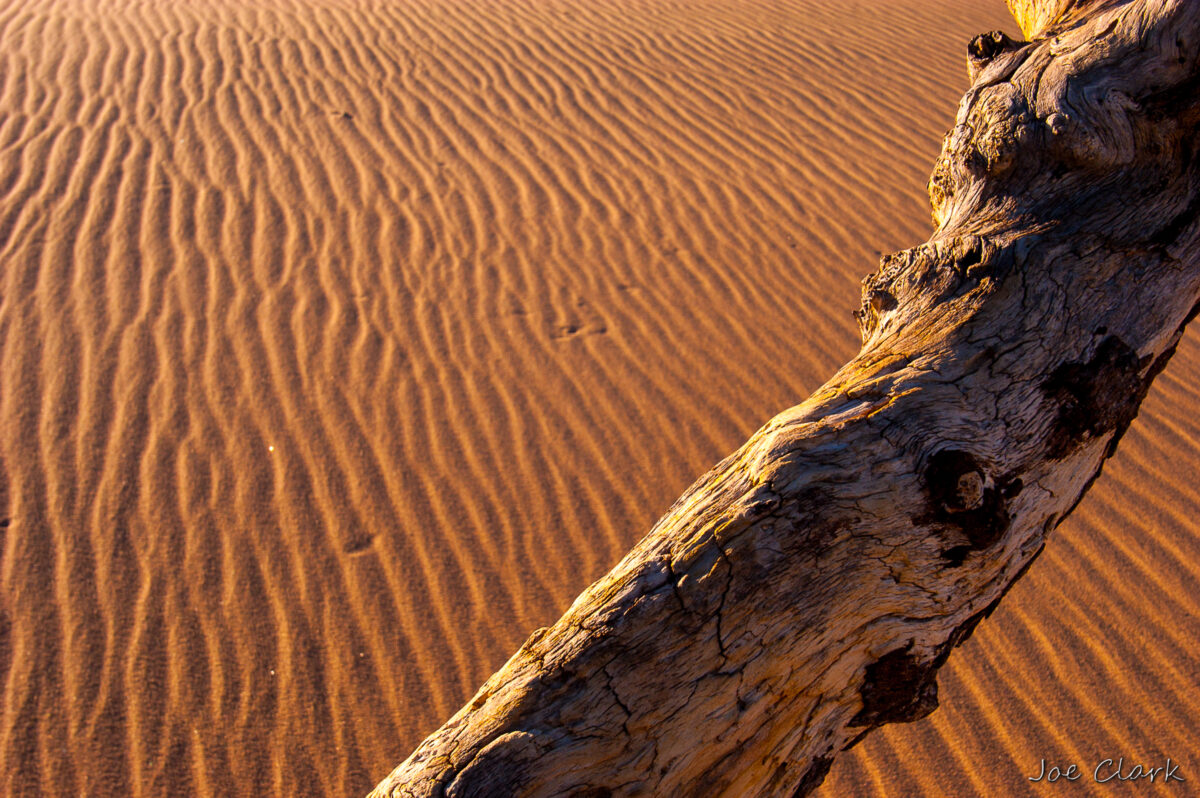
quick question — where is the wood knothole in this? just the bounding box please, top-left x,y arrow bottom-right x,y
966,30 -> 1023,81
921,449 -> 1016,560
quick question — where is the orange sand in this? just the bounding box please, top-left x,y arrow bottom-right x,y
0,0 -> 1196,795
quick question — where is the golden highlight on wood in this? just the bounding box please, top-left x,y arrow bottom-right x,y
1006,0 -> 1116,38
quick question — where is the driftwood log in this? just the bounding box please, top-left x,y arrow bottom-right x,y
370,1 -> 1200,795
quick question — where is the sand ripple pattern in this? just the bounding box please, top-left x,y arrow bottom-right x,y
0,0 -> 1194,795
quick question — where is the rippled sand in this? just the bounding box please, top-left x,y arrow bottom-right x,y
0,0 -> 1195,795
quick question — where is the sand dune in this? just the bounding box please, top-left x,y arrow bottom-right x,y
0,0 -> 1195,795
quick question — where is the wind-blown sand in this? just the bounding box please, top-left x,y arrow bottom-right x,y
0,0 -> 1196,795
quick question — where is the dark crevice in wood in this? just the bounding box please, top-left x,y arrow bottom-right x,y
790,756 -> 834,798
1042,335 -> 1147,459
848,644 -> 941,728
969,30 -> 1024,64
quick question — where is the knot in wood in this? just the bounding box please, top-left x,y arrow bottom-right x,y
972,30 -> 1019,61
968,85 -> 1035,176
927,450 -> 985,512
856,249 -> 916,340
967,30 -> 1022,81
920,449 -> 1011,551
930,84 -> 1036,225
954,471 -> 985,511
868,289 -> 897,313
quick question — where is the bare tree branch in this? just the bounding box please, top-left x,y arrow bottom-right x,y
369,1 -> 1200,795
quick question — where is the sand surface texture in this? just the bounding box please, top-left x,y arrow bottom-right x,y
1,0 -> 1196,795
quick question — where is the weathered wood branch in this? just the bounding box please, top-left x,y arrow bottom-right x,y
370,1 -> 1200,795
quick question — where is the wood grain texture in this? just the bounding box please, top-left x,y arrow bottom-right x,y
366,1 -> 1200,794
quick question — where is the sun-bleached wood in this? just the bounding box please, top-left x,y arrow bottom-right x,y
369,1 -> 1200,795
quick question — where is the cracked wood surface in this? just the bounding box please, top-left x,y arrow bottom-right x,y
370,1 -> 1200,795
